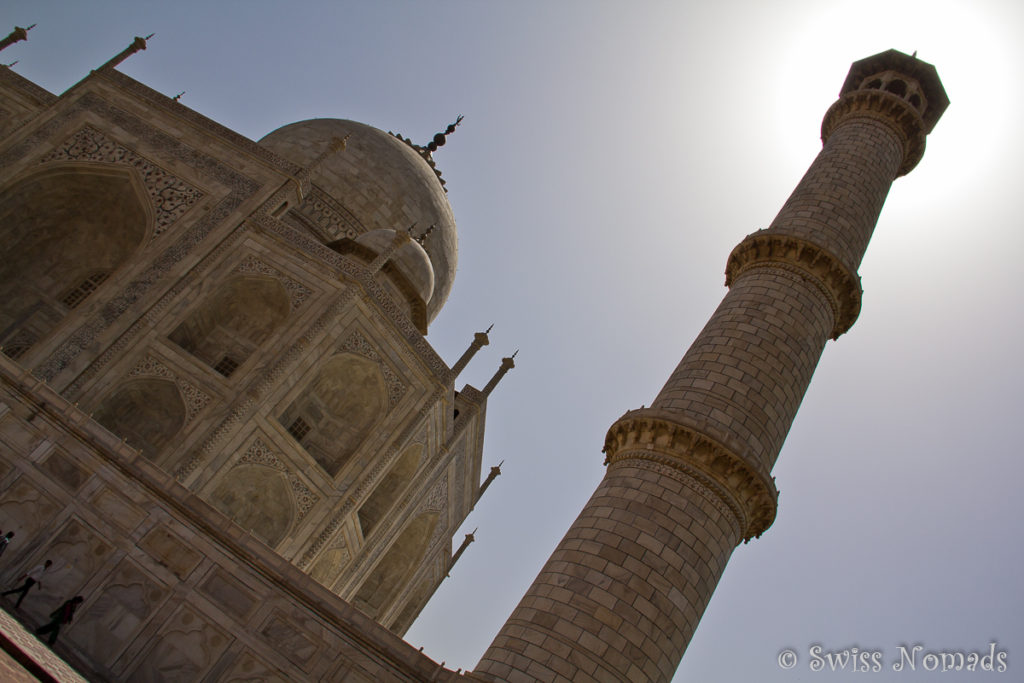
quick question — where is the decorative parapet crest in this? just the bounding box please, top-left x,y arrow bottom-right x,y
726,232 -> 862,339
821,89 -> 927,176
291,185 -> 367,242
603,408 -> 778,542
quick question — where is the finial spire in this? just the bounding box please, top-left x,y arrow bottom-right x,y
425,114 -> 464,153
99,34 -> 153,71
172,91 -> 185,102
413,224 -> 435,246
451,326 -> 492,378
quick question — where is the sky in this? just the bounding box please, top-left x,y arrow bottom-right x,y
4,1 -> 1023,680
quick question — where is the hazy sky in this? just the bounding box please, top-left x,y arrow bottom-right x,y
4,1 -> 1022,680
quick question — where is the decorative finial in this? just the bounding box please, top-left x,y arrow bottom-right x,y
425,114 -> 464,153
172,91 -> 185,102
447,528 -> 479,576
452,324 -> 492,377
912,50 -> 918,58
100,34 -> 153,71
413,224 -> 435,246
511,349 -> 519,360
5,60 -> 17,68
485,323 -> 494,334
478,461 -> 504,499
483,353 -> 516,396
307,134 -> 349,173
0,24 -> 35,52
329,134 -> 349,153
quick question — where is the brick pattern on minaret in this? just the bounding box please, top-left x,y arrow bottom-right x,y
475,51 -> 947,683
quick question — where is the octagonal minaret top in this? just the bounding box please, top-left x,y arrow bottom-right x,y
840,49 -> 950,133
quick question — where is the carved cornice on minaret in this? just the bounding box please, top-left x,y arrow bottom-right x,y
822,89 -> 927,176
603,408 -> 778,542
726,232 -> 862,338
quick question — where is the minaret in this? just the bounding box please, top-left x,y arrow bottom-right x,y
475,50 -> 947,683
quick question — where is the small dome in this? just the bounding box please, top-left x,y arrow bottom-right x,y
259,119 -> 457,323
355,229 -> 435,304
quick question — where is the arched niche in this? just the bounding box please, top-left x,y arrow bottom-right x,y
169,275 -> 291,376
94,377 -> 185,460
0,165 -> 148,359
279,353 -> 387,476
357,444 -> 423,538
352,512 -> 438,621
309,546 -> 351,587
388,575 -> 436,636
209,464 -> 294,548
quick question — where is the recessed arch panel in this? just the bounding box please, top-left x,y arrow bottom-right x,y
352,512 -> 439,620
209,464 -> 294,548
279,353 -> 387,476
310,547 -> 351,587
170,274 -> 291,374
0,165 -> 148,358
357,444 -> 423,538
94,377 -> 186,459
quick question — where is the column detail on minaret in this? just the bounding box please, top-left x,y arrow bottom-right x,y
475,50 -> 947,683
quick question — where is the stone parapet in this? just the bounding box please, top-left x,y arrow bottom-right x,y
726,232 -> 862,339
822,88 -> 927,176
604,407 -> 778,541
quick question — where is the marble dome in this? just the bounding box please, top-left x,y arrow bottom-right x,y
259,118 -> 457,323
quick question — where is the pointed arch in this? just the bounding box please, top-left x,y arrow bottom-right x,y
209,464 -> 295,548
279,353 -> 387,476
309,547 -> 351,587
389,575 -> 438,636
93,378 -> 186,459
0,165 -> 148,359
169,274 -> 291,376
357,444 -> 423,538
352,512 -> 439,620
